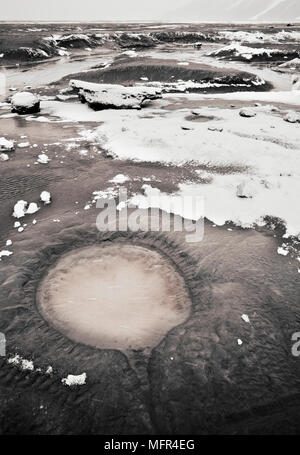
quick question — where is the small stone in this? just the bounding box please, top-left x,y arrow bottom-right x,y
11,92 -> 40,115
241,314 -> 250,324
40,191 -> 51,205
284,112 -> 300,124
0,137 -> 14,152
239,108 -> 256,118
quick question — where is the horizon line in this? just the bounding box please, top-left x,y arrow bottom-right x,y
0,20 -> 299,24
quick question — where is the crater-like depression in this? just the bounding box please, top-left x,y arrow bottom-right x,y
37,243 -> 192,351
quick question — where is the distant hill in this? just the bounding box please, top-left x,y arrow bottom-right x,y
167,0 -> 300,22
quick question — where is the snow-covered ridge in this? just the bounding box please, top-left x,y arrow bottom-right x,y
134,75 -> 266,93
1,47 -> 51,61
218,30 -> 300,44
44,33 -> 104,49
69,79 -> 162,110
209,43 -> 300,61
2,27 -> 300,62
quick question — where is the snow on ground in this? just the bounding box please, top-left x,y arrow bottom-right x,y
121,50 -> 138,58
7,355 -> 58,382
129,184 -> 205,221
69,79 -> 162,109
278,246 -> 289,256
128,176 -> 300,237
90,104 -> 299,236
13,200 -> 40,217
7,355 -> 34,371
91,105 -> 300,173
36,96 -> 300,237
37,153 -> 50,164
13,200 -> 28,218
61,373 -> 87,387
109,174 -> 130,184
17,142 -> 30,148
91,188 -> 119,204
13,197 -> 48,219
39,101 -> 109,122
26,202 -> 40,215
0,137 -> 14,151
40,191 -> 51,204
284,112 -> 300,123
218,30 -> 300,44
241,314 -> 250,324
0,153 -> 9,161
209,43 -> 299,61
293,77 -> 300,91
135,76 -> 265,92
0,250 -> 13,260
179,90 -> 300,106
11,92 -> 39,110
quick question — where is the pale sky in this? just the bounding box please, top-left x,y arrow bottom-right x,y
0,0 -> 187,21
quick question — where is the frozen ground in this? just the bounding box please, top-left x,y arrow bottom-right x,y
31,92 -> 300,237
0,22 -> 300,435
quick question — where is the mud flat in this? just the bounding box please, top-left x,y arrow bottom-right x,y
1,216 -> 300,434
0,22 -> 300,435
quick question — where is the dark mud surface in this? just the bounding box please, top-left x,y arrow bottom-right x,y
1,209 -> 300,434
1,131 -> 300,433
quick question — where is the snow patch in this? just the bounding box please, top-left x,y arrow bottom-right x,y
62,373 -> 87,387
0,250 -> 13,260
13,200 -> 28,218
277,246 -> 289,256
109,174 -> 130,184
0,137 -> 14,152
0,153 -> 9,161
241,314 -> 250,324
37,153 -> 50,164
209,43 -> 299,61
11,92 -> 40,114
17,142 -> 30,148
7,355 -> 34,371
26,202 -> 40,215
40,191 -> 51,204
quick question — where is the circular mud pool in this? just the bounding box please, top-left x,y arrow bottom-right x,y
37,244 -> 191,351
